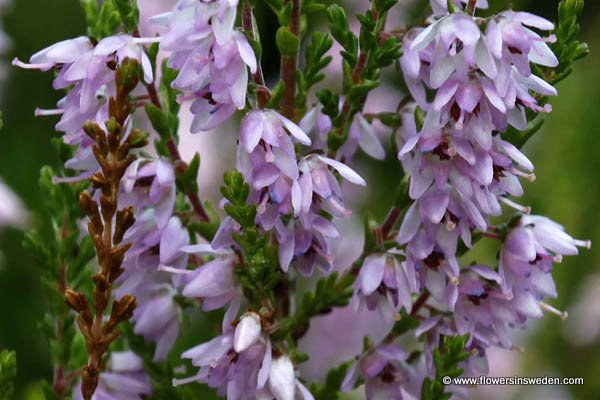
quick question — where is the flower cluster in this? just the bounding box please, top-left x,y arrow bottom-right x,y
157,0 -> 257,132
387,3 -> 592,389
114,158 -> 188,362
234,109 -> 366,275
13,35 -> 154,181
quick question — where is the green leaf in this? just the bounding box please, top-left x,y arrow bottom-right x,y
276,27 -> 300,56
421,334 -> 470,400
266,80 -> 287,109
0,350 -> 16,400
311,362 -> 351,400
112,0 -> 139,32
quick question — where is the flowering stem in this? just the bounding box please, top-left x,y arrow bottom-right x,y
143,80 -> 211,223
410,291 -> 431,317
381,206 -> 401,239
280,0 -> 301,119
242,0 -> 270,108
165,138 -> 210,222
333,7 -> 386,143
64,60 -> 144,400
465,0 -> 477,15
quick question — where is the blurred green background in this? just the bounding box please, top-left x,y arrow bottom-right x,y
0,0 -> 598,399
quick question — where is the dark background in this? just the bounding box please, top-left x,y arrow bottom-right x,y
0,0 -> 598,398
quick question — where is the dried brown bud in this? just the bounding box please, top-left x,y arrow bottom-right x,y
109,294 -> 137,328
90,171 -> 107,190
79,191 -> 96,215
81,365 -> 99,400
100,194 -> 116,222
114,207 -> 135,244
65,288 -> 89,313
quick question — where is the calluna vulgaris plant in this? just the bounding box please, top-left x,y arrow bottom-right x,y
2,0 -> 592,398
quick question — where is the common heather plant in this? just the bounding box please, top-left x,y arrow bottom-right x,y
4,0 -> 591,399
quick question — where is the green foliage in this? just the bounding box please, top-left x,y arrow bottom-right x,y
551,0 -> 589,84
327,5 -> 358,67
22,166 -> 95,395
310,362 -> 351,400
0,350 -> 16,400
391,310 -> 420,336
112,0 -> 139,32
145,60 -> 180,157
273,272 -> 355,341
325,1 -> 401,151
80,0 -> 121,39
296,32 -> 334,109
276,27 -> 300,57
506,0 -> 587,149
421,335 -> 470,400
220,172 -> 282,305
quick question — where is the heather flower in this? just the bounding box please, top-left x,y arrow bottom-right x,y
158,0 -> 257,132
352,252 -> 416,321
13,34 -> 153,135
72,351 -> 152,400
275,154 -> 366,275
175,328 -> 273,399
300,105 -> 385,160
179,244 -> 242,330
115,216 -> 189,361
341,343 -> 421,400
401,10 -> 558,132
122,158 -> 177,229
499,215 -> 592,297
263,355 -> 314,400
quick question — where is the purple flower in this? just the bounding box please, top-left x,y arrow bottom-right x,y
14,34 -> 153,135
73,351 -> 152,400
157,0 -> 257,132
352,253 -> 416,322
115,216 -> 189,361
178,244 -> 242,330
401,10 -> 557,133
300,105 -> 385,161
122,158 -> 177,229
499,215 -> 591,297
175,327 -> 273,399
341,343 -> 421,400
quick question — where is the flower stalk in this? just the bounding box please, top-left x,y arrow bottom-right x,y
64,59 -> 146,400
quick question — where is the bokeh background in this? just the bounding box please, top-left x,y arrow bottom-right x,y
0,0 -> 598,399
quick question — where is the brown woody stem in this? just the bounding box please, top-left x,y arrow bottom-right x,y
65,59 -> 143,400
280,0 -> 301,119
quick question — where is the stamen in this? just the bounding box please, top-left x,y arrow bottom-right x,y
264,144 -> 275,163
158,265 -> 192,275
573,239 -> 592,249
449,275 -> 459,286
446,220 -> 456,231
12,58 -> 54,70
510,345 -> 525,353
553,254 -> 563,263
34,108 -> 64,117
173,375 -> 201,386
499,197 -> 531,214
539,301 -> 568,320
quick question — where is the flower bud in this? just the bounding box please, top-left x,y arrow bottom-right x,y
268,355 -> 296,400
234,312 -> 262,353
